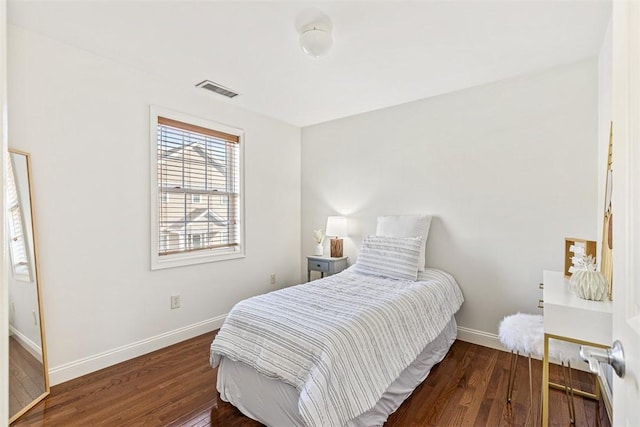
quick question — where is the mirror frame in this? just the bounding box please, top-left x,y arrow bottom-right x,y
8,149 -> 49,424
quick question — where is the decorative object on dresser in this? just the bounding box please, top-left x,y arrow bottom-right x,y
564,237 -> 597,277
312,229 -> 325,256
325,215 -> 347,257
570,255 -> 609,301
306,255 -> 348,281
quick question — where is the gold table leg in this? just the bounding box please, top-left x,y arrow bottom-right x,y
542,333 -> 550,427
541,333 -> 609,427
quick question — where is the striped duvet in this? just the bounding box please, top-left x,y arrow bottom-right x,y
210,267 -> 464,427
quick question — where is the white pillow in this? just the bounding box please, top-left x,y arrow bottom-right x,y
376,215 -> 432,271
352,235 -> 423,281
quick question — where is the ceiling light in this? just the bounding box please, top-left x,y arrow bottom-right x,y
299,20 -> 333,58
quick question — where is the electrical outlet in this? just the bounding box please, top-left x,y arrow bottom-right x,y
171,294 -> 181,309
270,273 -> 276,285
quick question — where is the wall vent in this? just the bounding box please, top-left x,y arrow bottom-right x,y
195,80 -> 239,98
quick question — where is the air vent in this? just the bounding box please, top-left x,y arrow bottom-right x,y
196,80 -> 239,98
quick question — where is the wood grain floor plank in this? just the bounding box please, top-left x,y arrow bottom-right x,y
12,333 -> 610,427
458,345 -> 498,426
9,337 -> 46,419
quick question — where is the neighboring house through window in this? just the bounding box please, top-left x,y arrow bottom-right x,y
150,106 -> 244,269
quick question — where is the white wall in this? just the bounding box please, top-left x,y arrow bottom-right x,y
301,59 -> 599,343
8,26 -> 301,384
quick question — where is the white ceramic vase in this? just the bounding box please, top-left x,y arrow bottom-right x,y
570,270 -> 609,301
314,243 -> 323,256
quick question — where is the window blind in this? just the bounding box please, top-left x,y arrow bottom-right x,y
156,116 -> 240,256
6,157 -> 30,277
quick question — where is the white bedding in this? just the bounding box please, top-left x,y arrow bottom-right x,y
217,317 -> 458,427
210,267 -> 464,427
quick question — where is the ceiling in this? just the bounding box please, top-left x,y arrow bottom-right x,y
8,1 -> 611,127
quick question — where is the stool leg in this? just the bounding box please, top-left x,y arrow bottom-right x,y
528,354 -> 535,426
594,374 -> 601,427
567,361 -> 577,424
506,351 -> 519,403
560,361 -> 576,424
539,375 -> 544,427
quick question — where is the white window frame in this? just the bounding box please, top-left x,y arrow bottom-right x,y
150,105 -> 245,270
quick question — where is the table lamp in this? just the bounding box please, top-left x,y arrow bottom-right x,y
325,216 -> 347,258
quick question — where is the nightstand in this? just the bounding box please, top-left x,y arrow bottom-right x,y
307,256 -> 348,281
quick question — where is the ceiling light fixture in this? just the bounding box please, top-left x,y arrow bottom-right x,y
299,20 -> 333,58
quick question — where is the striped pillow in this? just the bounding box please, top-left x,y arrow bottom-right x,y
352,235 -> 423,281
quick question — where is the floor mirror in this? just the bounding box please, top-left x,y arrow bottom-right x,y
7,149 -> 49,424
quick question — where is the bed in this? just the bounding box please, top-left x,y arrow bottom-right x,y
210,216 -> 464,427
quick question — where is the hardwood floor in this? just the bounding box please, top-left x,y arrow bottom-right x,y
12,332 -> 610,426
9,336 -> 46,420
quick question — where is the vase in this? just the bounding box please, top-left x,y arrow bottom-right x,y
570,270 -> 609,301
314,243 -> 323,256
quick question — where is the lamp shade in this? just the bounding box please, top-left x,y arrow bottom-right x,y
325,216 -> 347,237
300,21 -> 333,58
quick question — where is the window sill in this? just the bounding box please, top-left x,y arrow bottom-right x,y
151,249 -> 244,270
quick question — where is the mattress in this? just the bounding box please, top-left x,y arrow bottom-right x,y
217,317 -> 457,427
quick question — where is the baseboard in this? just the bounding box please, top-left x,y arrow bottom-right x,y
49,314 -> 227,386
49,318 -> 590,386
9,325 -> 43,363
457,325 -> 505,351
456,325 -> 590,372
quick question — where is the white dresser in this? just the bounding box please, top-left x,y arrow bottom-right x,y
543,270 -> 612,345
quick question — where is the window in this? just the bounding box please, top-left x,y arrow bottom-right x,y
150,106 -> 244,269
6,155 -> 32,281
187,233 -> 203,249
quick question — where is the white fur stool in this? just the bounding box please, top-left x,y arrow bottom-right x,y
499,313 -> 581,425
